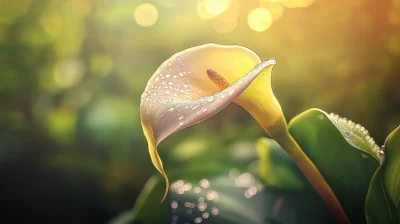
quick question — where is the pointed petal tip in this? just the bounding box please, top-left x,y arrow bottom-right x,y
265,59 -> 276,65
160,171 -> 169,203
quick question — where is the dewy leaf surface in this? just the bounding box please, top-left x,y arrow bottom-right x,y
132,165 -> 334,224
288,108 -> 379,223
366,126 -> 400,223
327,112 -> 384,163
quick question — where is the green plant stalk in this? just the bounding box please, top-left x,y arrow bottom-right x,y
272,129 -> 350,224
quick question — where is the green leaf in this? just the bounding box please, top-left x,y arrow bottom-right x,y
366,126 -> 400,223
288,108 -> 380,223
255,137 -> 308,189
132,165 -> 334,224
326,111 -> 384,163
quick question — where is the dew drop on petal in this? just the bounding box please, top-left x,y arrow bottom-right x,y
191,104 -> 200,110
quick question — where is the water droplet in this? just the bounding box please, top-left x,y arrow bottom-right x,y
194,187 -> 201,193
202,108 -> 208,112
194,217 -> 202,223
361,154 -> 368,159
168,107 -> 175,112
244,190 -> 252,198
179,121 -> 184,126
237,78 -> 244,84
168,82 -> 173,85
179,116 -> 184,120
200,179 -> 210,188
191,104 -> 200,110
229,88 -> 235,95
198,197 -> 205,202
166,74 -> 170,78
171,201 -> 178,209
207,96 -> 214,102
211,207 -> 219,215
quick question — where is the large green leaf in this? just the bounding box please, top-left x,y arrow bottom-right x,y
130,165 -> 334,224
366,126 -> 400,223
288,108 -> 380,223
255,137 -> 308,189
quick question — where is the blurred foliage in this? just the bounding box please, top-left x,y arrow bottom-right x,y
0,0 -> 399,223
131,140 -> 333,224
366,126 -> 400,223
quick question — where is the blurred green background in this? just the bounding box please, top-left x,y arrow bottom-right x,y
0,0 -> 399,223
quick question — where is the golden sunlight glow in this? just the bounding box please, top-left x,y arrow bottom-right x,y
262,3 -> 284,21
211,7 -> 238,33
159,0 -> 176,8
260,0 -> 282,2
197,0 -> 215,19
247,8 -> 272,32
134,3 -> 158,27
205,0 -> 230,16
281,0 -> 316,8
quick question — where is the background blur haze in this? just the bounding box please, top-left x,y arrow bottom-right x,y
0,0 -> 399,223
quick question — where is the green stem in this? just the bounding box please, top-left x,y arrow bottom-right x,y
274,130 -> 350,224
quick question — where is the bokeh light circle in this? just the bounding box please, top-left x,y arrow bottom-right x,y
247,8 -> 272,32
134,3 -> 158,27
205,0 -> 230,16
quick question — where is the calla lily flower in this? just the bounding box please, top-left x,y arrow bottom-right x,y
140,44 -> 285,200
139,43 -> 349,224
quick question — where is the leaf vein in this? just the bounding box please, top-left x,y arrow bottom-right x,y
381,173 -> 394,220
